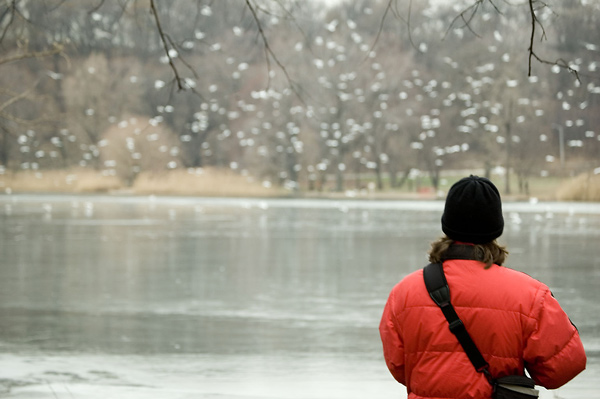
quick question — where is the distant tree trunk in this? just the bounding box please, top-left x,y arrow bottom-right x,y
393,167 -> 412,189
334,149 -> 347,192
318,171 -> 327,192
518,173 -> 530,195
51,54 -> 70,167
354,160 -> 361,189
504,100 -> 513,196
286,151 -> 299,189
484,160 -> 492,179
375,161 -> 383,190
389,170 -> 397,188
430,167 -> 441,191
335,168 -> 344,192
308,174 -> 316,191
0,127 -> 10,167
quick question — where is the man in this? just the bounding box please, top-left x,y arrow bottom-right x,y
379,175 -> 586,398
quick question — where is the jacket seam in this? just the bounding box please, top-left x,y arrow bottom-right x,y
528,286 -> 548,340
388,287 -> 405,337
405,303 -> 538,320
540,328 -> 578,363
408,350 -> 519,360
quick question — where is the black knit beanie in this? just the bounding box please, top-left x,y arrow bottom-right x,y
441,175 -> 504,244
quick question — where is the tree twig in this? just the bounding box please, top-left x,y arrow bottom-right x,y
165,33 -> 200,83
0,42 -> 64,66
244,0 -> 306,105
527,0 -> 536,76
369,0 -> 422,58
0,0 -> 17,44
0,86 -> 36,114
149,0 -> 186,91
444,0 -> 484,40
88,0 -> 107,14
530,52 -> 580,80
526,0 -> 579,80
368,0 -> 394,57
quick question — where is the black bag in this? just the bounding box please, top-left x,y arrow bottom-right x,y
492,375 -> 539,399
423,262 -> 539,399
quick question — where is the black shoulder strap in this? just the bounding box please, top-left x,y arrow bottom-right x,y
423,263 -> 490,374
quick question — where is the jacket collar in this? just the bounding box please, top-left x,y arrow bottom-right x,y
441,244 -> 480,262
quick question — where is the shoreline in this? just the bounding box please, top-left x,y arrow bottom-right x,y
3,193 -> 600,217
0,188 -> 592,203
1,168 -> 599,202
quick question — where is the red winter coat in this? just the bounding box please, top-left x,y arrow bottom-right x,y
379,259 -> 587,399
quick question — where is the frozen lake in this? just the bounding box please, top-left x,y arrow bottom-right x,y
0,194 -> 598,398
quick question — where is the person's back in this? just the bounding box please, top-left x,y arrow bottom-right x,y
379,176 -> 586,399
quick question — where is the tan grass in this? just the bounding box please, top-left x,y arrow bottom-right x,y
0,169 -> 122,193
131,168 -> 283,197
556,172 -> 600,201
0,168 -> 283,197
6,167 -> 594,201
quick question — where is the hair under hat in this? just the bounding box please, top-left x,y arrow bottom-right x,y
441,175 -> 504,244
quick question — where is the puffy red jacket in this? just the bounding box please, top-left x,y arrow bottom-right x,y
379,259 -> 587,399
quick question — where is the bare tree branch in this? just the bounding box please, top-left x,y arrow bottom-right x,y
0,85 -> 37,114
442,0 -> 581,78
526,0 -> 579,80
370,0 -> 420,57
368,0 -> 395,57
527,0 -> 536,76
244,0 -> 306,105
270,0 -> 314,55
149,0 -> 186,91
530,52 -> 580,79
403,0 -> 420,51
164,33 -> 200,84
88,0 -> 108,14
148,0 -> 206,99
0,0 -> 17,44
46,0 -> 70,14
0,42 -> 64,66
0,81 -> 55,126
444,0 -> 484,40
0,110 -> 57,126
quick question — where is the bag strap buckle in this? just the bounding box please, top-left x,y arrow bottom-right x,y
448,319 -> 464,333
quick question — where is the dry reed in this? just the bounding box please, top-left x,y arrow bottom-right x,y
556,172 -> 600,201
0,168 -> 282,198
0,169 -> 121,193
132,168 -> 282,197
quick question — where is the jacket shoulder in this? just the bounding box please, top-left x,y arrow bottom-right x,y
388,267 -> 441,310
